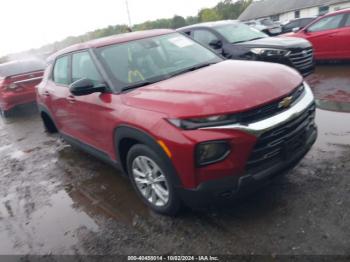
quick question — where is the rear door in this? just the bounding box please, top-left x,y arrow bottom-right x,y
304,13 -> 345,59
46,55 -> 73,133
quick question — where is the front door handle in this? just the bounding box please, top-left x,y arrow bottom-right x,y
67,95 -> 76,103
43,91 -> 50,97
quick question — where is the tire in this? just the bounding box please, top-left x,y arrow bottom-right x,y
0,108 -> 10,118
127,144 -> 181,216
41,113 -> 58,133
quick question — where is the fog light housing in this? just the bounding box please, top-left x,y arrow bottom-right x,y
196,141 -> 231,167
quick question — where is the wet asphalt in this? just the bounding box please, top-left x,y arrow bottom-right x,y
0,64 -> 349,255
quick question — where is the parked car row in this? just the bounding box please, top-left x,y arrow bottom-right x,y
0,59 -> 45,117
286,8 -> 350,60
178,20 -> 315,76
0,8 -> 348,215
281,17 -> 317,34
243,18 -> 282,36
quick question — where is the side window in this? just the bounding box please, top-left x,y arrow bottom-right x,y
72,51 -> 102,85
192,30 -> 219,47
344,14 -> 350,27
285,21 -> 298,30
308,14 -> 344,32
300,19 -> 313,28
53,56 -> 70,85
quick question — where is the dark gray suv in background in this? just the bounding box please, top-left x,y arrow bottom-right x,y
178,20 -> 315,76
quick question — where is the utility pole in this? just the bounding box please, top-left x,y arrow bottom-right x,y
125,0 -> 132,28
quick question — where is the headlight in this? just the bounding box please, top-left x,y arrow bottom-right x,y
168,114 -> 239,130
251,48 -> 290,56
196,141 -> 231,166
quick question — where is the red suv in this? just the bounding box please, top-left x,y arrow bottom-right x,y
285,9 -> 350,60
37,30 -> 317,215
0,59 -> 45,117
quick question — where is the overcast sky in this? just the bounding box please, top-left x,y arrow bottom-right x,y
0,0 -> 220,55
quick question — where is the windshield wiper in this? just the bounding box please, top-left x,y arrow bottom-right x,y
121,62 -> 217,92
168,62 -> 217,78
121,81 -> 155,92
248,37 -> 266,41
232,37 -> 265,44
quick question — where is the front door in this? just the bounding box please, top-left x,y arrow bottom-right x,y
68,50 -> 114,153
303,13 -> 345,59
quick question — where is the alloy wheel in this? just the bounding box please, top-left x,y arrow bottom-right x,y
132,156 -> 169,207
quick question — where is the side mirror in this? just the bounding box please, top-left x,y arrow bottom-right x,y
292,27 -> 300,33
69,78 -> 106,96
209,39 -> 223,49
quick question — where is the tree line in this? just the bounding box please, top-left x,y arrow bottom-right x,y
0,0 -> 252,63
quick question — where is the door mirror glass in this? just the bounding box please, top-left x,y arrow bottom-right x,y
292,27 -> 300,32
69,78 -> 106,96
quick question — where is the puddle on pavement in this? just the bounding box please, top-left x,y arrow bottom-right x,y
316,99 -> 350,113
0,189 -> 99,254
315,108 -> 350,150
305,63 -> 350,151
307,64 -> 350,103
57,146 -> 149,225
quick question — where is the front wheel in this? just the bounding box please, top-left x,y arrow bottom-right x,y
127,144 -> 181,216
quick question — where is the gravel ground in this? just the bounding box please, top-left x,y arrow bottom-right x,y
0,64 -> 349,256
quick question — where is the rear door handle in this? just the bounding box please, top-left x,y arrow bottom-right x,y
43,91 -> 50,97
67,95 -> 76,103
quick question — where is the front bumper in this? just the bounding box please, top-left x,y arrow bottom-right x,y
178,126 -> 316,207
178,82 -> 317,207
258,47 -> 315,77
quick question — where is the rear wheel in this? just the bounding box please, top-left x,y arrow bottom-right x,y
41,113 -> 58,133
127,144 -> 181,215
0,108 -> 10,118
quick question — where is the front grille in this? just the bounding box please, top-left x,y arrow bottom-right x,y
238,84 -> 305,124
288,47 -> 314,71
246,103 -> 316,173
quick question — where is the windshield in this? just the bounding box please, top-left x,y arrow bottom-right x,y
96,33 -> 221,91
215,23 -> 267,44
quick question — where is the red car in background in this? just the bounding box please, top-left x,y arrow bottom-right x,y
0,59 -> 45,117
285,9 -> 350,60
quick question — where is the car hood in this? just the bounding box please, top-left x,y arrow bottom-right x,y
236,36 -> 311,49
121,60 -> 303,118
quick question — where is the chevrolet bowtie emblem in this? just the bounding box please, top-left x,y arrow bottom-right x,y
279,96 -> 293,108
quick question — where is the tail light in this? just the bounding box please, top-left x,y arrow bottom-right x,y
0,80 -> 19,91
6,83 -> 19,90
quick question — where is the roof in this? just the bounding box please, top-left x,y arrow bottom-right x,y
177,20 -> 238,31
239,0 -> 349,20
48,29 -> 174,62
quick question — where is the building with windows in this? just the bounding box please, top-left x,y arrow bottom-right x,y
239,0 -> 350,22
